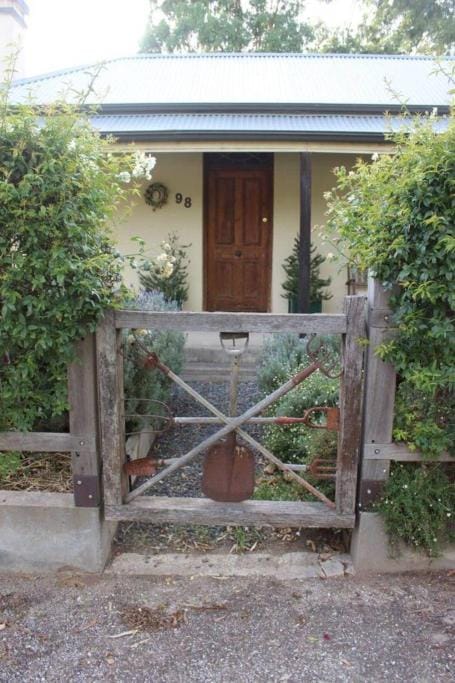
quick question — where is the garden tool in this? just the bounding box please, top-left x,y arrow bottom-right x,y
202,332 -> 255,502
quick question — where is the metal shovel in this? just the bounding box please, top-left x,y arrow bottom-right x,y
202,332 -> 255,502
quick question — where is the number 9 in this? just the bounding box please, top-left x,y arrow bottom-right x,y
175,193 -> 183,204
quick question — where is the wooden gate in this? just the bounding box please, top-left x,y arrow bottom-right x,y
98,296 -> 366,530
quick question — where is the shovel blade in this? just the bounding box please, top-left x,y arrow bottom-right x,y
202,442 -> 255,502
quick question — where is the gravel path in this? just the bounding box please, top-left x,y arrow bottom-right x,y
135,380 -> 264,499
0,571 -> 453,682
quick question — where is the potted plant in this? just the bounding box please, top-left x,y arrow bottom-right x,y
138,232 -> 190,309
282,236 -> 332,313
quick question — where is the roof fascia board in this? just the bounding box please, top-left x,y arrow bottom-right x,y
95,102 -> 450,116
102,130 -> 391,143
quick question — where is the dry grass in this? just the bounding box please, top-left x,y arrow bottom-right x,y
121,605 -> 186,632
0,452 -> 72,492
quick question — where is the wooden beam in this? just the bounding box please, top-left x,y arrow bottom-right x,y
68,334 -> 101,507
298,152 -> 312,313
336,296 -> 366,514
0,432 -> 82,452
96,312 -> 127,506
364,443 -> 452,462
115,311 -> 347,334
360,277 -> 397,506
105,497 -> 355,528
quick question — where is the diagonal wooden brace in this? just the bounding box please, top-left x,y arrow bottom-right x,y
126,355 -> 335,508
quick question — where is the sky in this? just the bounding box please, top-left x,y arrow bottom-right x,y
24,0 -> 363,77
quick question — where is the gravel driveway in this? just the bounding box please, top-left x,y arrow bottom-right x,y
0,571 -> 453,682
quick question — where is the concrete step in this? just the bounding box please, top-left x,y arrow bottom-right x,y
181,364 -> 257,382
184,346 -> 261,365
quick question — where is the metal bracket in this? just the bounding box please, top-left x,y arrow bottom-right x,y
73,474 -> 101,507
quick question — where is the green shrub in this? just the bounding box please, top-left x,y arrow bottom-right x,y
282,238 -> 332,306
123,291 -> 185,432
325,113 -> 455,459
138,232 -> 190,307
376,463 -> 455,556
0,451 -> 21,477
258,334 -> 339,464
0,69 -> 141,431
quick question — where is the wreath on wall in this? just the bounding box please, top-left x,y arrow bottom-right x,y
144,182 -> 169,211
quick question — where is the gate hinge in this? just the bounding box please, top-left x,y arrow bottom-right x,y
73,475 -> 101,507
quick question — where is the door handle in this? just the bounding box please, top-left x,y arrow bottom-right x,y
235,250 -> 242,257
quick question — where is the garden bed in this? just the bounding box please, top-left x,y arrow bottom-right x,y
0,452 -> 72,493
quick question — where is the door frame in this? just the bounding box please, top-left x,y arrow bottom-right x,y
203,153 -> 274,312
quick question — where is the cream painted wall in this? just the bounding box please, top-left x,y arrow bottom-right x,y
114,153 -> 204,311
113,151 -> 359,313
272,153 -> 357,313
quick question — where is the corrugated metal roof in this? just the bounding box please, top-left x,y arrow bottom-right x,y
10,53 -> 454,109
89,112 -> 449,139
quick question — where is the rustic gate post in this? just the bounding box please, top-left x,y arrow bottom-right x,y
68,333 -> 101,507
335,295 -> 366,514
96,310 -> 128,505
359,276 -> 396,508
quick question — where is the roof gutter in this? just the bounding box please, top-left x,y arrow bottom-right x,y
100,129 -> 392,144
95,102 -> 451,116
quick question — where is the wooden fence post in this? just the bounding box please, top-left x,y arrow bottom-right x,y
96,311 -> 127,506
359,276 -> 397,508
336,295 -> 366,514
68,333 -> 101,507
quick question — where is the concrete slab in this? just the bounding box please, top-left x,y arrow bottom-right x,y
107,551 -> 356,580
0,491 -> 117,573
351,511 -> 455,574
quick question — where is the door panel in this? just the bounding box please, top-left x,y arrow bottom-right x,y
205,165 -> 273,312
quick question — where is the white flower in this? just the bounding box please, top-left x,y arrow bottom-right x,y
156,252 -> 168,263
131,151 -> 156,180
371,152 -> 379,161
162,262 -> 174,278
117,171 -> 131,183
326,252 -> 335,261
68,139 -> 77,152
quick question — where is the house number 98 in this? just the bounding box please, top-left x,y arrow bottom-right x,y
175,193 -> 192,208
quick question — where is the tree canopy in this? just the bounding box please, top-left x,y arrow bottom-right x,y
141,0 -> 455,55
141,1 -> 313,53
317,0 -> 455,55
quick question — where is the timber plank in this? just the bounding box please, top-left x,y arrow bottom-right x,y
115,310 -> 347,334
336,296 -> 366,514
68,334 -> 100,505
105,497 -> 355,528
0,432 -> 81,452
364,443 -> 452,462
96,313 -> 127,506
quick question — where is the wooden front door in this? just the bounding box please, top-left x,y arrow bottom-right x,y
205,157 -> 273,312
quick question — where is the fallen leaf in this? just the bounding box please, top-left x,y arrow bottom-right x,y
107,630 -> 138,639
323,633 -> 331,641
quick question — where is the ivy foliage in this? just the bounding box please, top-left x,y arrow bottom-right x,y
325,114 -> 455,459
0,75 -> 137,431
376,463 -> 455,556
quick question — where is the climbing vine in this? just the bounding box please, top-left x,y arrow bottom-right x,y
325,112 -> 455,460
0,70 -> 142,431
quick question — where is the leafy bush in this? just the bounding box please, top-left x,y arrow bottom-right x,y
282,238 -> 332,306
139,232 -> 190,307
123,291 -> 185,432
393,381 -> 455,459
0,70 -> 139,431
376,463 -> 455,556
258,334 -> 339,464
258,333 -> 340,395
325,114 -> 455,459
